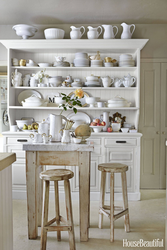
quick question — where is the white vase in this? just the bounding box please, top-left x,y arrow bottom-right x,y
61,130 -> 71,143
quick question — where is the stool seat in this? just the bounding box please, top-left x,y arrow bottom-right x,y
98,163 -> 128,173
40,169 -> 74,181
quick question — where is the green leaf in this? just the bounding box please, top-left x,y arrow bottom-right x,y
73,107 -> 77,114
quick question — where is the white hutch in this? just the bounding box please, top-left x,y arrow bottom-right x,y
1,39 -> 148,200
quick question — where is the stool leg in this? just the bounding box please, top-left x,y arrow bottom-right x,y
121,172 -> 130,232
110,173 -> 114,243
41,180 -> 50,250
99,171 -> 106,229
64,179 -> 76,250
54,180 -> 61,241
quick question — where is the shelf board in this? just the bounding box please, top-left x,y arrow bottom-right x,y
9,106 -> 139,110
11,66 -> 137,71
12,87 -> 137,90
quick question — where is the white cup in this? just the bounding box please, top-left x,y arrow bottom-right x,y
10,125 -> 18,132
30,133 -> 43,143
97,102 -> 104,107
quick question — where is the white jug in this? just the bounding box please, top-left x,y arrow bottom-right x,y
122,74 -> 136,87
87,26 -> 102,39
101,76 -> 114,87
121,22 -> 135,39
61,130 -> 71,143
100,111 -> 110,132
49,114 -> 67,141
38,119 -> 49,136
102,25 -> 118,39
70,26 -> 85,39
29,133 -> 43,143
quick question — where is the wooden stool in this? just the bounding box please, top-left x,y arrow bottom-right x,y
98,163 -> 130,242
40,169 -> 76,250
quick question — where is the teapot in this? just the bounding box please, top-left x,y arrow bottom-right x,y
87,26 -> 102,39
102,25 -> 118,39
122,74 -> 136,87
101,76 -> 114,87
55,56 -> 66,62
49,114 -> 67,141
121,23 -> 135,39
70,26 -> 85,39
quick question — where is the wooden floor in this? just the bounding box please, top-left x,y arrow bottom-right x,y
13,190 -> 165,250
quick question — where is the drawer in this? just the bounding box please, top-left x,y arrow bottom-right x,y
86,138 -> 101,145
7,137 -> 31,144
105,138 -> 137,147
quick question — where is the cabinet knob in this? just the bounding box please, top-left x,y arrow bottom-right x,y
156,131 -> 159,134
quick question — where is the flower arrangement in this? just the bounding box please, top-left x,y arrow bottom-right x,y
33,69 -> 49,83
59,88 -> 84,114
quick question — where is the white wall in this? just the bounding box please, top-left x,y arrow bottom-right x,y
0,24 -> 167,60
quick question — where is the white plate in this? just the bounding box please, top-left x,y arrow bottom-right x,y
66,111 -> 91,124
18,90 -> 43,104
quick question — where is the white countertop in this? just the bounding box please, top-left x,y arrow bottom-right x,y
23,142 -> 94,152
0,153 -> 16,172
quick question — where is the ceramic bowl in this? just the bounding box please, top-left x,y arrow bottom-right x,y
73,138 -> 82,144
121,128 -> 129,133
85,97 -> 100,107
44,28 -> 65,39
38,63 -> 52,67
86,76 -> 99,81
90,126 -> 104,133
16,119 -> 33,129
12,24 -> 37,39
54,96 -> 66,104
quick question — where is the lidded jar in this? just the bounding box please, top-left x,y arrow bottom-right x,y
38,119 -> 49,136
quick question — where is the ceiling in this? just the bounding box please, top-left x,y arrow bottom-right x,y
0,0 -> 167,25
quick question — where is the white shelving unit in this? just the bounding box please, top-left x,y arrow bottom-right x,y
1,39 -> 148,201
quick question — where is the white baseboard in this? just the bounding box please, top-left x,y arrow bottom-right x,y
12,188 -> 140,201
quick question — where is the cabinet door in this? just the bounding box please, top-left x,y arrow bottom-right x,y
160,63 -> 167,188
140,62 -> 161,188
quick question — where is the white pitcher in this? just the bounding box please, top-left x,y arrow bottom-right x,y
102,25 -> 118,39
70,26 -> 85,39
121,23 -> 135,39
49,114 -> 67,141
87,26 -> 102,39
100,111 -> 110,132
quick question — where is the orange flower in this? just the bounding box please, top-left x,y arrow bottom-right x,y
74,88 -> 84,99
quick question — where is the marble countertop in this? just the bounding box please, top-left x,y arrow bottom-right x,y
23,142 -> 94,152
0,153 -> 16,172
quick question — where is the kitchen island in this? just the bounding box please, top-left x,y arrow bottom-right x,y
23,142 -> 94,242
0,152 -> 16,250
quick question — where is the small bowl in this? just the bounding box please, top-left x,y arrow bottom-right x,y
12,24 -> 37,39
121,128 -> 129,133
44,28 -> 65,39
73,138 -> 82,144
16,119 -> 33,129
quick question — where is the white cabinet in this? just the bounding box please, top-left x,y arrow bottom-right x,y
1,39 -> 148,200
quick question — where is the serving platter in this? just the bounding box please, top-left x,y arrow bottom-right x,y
66,111 -> 91,124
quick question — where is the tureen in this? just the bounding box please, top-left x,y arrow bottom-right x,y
21,95 -> 46,107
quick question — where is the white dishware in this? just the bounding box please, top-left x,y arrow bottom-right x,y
75,52 -> 88,59
121,23 -> 135,39
91,60 -> 103,67
87,26 -> 102,39
111,122 -> 121,132
21,94 -> 46,107
85,97 -> 100,107
42,133 -> 52,143
49,82 -> 61,87
12,58 -> 19,66
102,25 -> 118,39
121,128 -> 129,133
55,56 -> 66,62
122,74 -> 136,87
30,133 -> 43,143
30,77 -> 38,87
49,114 -> 67,141
61,129 -> 71,143
54,96 -> 66,104
73,137 -> 82,144
100,111 -> 110,131
70,26 -> 85,39
18,90 -> 42,104
44,28 -> 65,39
124,122 -> 132,128
101,76 -> 114,87
97,102 -> 105,108
66,112 -> 91,125
10,125 -> 18,132
104,62 -> 113,67
108,95 -> 131,107
38,119 -> 49,136
23,77 -> 29,86
90,125 -> 105,133
38,63 -> 51,67
86,75 -> 99,81
113,78 -> 123,87
16,119 -> 33,129
72,120 -> 86,130
12,24 -> 38,39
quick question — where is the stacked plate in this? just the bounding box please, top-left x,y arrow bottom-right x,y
53,61 -> 70,67
119,54 -> 135,67
91,60 -> 103,67
85,75 -> 101,87
74,52 -> 89,67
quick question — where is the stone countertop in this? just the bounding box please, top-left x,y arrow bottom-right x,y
23,142 -> 94,152
0,153 -> 16,172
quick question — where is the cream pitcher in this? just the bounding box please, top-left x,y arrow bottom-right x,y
102,25 -> 118,39
87,26 -> 102,39
121,22 -> 135,39
49,114 -> 67,141
70,26 -> 85,39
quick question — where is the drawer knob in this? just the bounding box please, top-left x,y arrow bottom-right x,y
17,139 -> 28,142
116,141 -> 127,143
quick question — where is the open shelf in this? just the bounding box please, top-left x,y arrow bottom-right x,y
12,86 -> 137,90
9,106 -> 139,110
